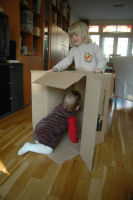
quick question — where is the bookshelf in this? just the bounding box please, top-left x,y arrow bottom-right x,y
0,0 -> 44,105
20,0 -> 44,56
44,0 -> 71,70
51,0 -> 70,32
0,0 -> 70,104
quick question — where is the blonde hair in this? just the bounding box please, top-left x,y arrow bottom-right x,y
68,21 -> 92,47
62,90 -> 81,112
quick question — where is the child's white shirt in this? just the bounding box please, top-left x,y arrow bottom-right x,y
53,43 -> 106,72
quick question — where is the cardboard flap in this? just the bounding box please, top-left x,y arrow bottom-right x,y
80,77 -> 101,171
33,72 -> 85,89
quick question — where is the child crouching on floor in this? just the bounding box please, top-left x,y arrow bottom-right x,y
18,90 -> 81,156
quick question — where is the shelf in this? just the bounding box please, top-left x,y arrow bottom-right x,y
20,1 -> 33,11
20,0 -> 44,57
51,1 -> 70,32
44,0 -> 70,70
32,10 -> 41,16
0,0 -> 44,105
20,28 -> 33,34
33,34 -> 41,37
20,1 -> 42,16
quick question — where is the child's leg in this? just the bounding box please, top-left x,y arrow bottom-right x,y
18,142 -> 53,156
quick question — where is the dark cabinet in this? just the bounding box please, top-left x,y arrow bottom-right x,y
0,63 -> 23,119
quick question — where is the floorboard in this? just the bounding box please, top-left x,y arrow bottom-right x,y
0,98 -> 133,200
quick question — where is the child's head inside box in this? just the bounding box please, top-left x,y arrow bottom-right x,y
31,71 -> 112,171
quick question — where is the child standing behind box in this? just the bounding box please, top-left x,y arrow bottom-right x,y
18,90 -> 81,156
48,21 -> 106,73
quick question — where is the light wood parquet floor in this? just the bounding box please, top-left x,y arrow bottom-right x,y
0,98 -> 133,200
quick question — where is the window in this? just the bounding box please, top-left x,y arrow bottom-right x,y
90,35 -> 100,45
88,25 -> 99,32
117,38 -> 128,56
103,37 -> 114,60
89,24 -> 133,58
103,25 -> 132,33
103,25 -> 116,32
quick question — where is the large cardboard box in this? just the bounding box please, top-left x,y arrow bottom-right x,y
31,71 -> 112,171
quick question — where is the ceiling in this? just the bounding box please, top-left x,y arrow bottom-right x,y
69,0 -> 133,20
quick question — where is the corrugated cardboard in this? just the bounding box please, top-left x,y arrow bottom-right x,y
34,71 -> 85,89
31,70 -> 112,171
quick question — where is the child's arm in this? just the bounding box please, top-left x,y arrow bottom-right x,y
68,116 -> 78,143
47,68 -> 57,72
52,48 -> 74,72
93,43 -> 106,73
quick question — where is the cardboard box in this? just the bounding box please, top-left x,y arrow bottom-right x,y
31,71 -> 112,171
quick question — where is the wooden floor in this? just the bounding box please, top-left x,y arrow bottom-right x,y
0,98 -> 133,200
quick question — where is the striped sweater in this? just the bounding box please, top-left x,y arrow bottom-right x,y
33,104 -> 78,149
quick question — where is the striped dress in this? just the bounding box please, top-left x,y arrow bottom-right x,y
33,104 -> 75,149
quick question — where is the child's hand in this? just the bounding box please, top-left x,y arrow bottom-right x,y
93,68 -> 102,73
47,68 -> 57,73
72,138 -> 80,143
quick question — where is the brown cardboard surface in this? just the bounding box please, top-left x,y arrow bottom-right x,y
80,77 -> 101,171
47,133 -> 80,164
31,70 -> 112,171
34,72 -> 85,89
31,70 -> 46,82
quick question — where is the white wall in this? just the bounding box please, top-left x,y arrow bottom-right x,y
89,19 -> 133,25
